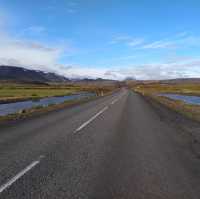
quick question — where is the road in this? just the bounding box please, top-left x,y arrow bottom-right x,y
1,89 -> 200,199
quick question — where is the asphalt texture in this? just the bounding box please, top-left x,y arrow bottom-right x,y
1,89 -> 200,199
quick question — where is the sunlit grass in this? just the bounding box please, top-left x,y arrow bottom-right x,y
0,84 -> 78,102
132,82 -> 200,122
133,83 -> 200,96
0,82 -> 117,102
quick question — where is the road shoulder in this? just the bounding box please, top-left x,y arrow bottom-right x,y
136,92 -> 200,157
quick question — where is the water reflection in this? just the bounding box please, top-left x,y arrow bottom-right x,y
0,92 -> 95,116
159,94 -> 200,105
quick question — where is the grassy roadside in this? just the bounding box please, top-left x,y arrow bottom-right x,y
0,83 -> 81,103
132,83 -> 200,122
0,84 -> 117,124
133,83 -> 200,96
0,82 -> 117,103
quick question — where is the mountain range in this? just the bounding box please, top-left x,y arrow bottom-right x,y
0,65 -> 118,86
1,65 -> 199,85
0,65 -> 69,83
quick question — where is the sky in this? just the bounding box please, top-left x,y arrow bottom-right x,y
0,0 -> 200,80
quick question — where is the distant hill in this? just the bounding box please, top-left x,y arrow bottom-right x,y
71,78 -> 119,87
159,78 -> 200,84
0,65 -> 70,83
126,78 -> 200,88
0,65 -> 120,86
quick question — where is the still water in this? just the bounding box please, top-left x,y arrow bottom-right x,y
0,92 -> 95,116
159,94 -> 200,105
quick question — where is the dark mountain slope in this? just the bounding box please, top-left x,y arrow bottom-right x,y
0,65 -> 69,83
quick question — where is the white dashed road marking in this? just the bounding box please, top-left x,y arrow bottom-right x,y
0,155 -> 44,194
111,98 -> 118,105
75,106 -> 108,132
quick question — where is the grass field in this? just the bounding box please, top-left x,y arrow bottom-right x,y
0,84 -> 79,103
0,82 -> 117,123
133,83 -> 200,96
0,82 -> 117,103
132,82 -> 200,122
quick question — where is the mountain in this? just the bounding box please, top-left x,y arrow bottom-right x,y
0,65 -> 70,83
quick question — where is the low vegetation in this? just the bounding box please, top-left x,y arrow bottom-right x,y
133,82 -> 200,96
132,82 -> 200,122
0,82 -> 117,103
0,83 -> 77,103
0,82 -> 118,123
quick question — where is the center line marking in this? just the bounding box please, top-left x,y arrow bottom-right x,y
111,98 -> 118,105
0,155 -> 44,194
75,106 -> 108,132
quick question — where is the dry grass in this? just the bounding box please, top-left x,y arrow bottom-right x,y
132,82 -> 200,122
0,82 -> 118,123
133,83 -> 200,96
0,83 -> 117,103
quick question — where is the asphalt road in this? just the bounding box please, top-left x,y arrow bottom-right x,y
1,89 -> 200,199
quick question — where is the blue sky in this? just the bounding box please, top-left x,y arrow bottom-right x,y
0,0 -> 200,79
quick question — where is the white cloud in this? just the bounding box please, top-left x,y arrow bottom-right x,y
128,38 -> 144,47
0,31 -> 111,79
0,34 -> 62,69
141,34 -> 200,50
175,31 -> 189,38
25,26 -> 46,34
180,36 -> 200,47
59,58 -> 200,80
110,36 -> 144,47
60,67 -> 109,79
142,40 -> 176,49
1,19 -> 200,81
1,30 -> 200,80
109,60 -> 200,80
111,33 -> 200,50
150,39 -> 197,50
0,30 -> 77,77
